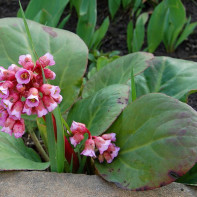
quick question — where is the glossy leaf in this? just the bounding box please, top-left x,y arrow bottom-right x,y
135,56 -> 197,101
0,132 -> 49,170
96,93 -> 197,190
82,52 -> 153,98
0,18 -> 88,111
67,84 -> 130,136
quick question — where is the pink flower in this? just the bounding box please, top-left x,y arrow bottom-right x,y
0,68 -> 15,81
81,139 -> 96,157
22,103 -> 32,115
36,100 -> 48,117
70,132 -> 84,147
3,81 -> 14,89
108,143 -> 120,159
0,106 -> 8,127
0,67 -> 15,81
8,64 -> 20,73
54,95 -> 63,104
44,68 -> 56,80
1,117 -> 16,136
99,143 -> 120,163
15,68 -> 31,84
18,54 -> 32,66
103,152 -> 113,163
102,133 -> 116,142
94,136 -> 111,154
42,95 -> 57,112
70,121 -> 88,135
2,93 -> 19,110
10,101 -> 24,120
13,119 -> 25,138
0,85 -> 9,98
40,84 -> 60,98
39,52 -> 55,67
16,84 -> 25,92
26,88 -> 39,107
0,66 -> 7,80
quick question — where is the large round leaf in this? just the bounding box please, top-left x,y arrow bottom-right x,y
0,18 -> 88,111
82,52 -> 153,98
96,93 -> 197,190
0,132 -> 49,170
135,56 -> 197,101
67,84 -> 130,136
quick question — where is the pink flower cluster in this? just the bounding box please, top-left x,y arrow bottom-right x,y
0,53 -> 62,138
68,121 -> 120,163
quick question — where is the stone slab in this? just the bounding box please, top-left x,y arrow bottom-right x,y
0,171 -> 196,197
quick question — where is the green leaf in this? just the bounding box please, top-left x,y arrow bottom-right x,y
23,0 -> 69,27
127,21 -> 133,53
147,0 -> 166,52
53,106 -> 65,173
90,17 -> 110,50
108,0 -> 121,19
37,117 -> 48,148
175,19 -> 197,49
33,9 -> 51,25
67,84 -> 130,136
45,112 -> 57,172
96,93 -> 197,190
70,0 -> 81,16
82,52 -> 153,98
76,0 -> 97,47
132,12 -> 148,52
148,0 -> 186,52
57,14 -> 71,29
131,67 -> 136,102
96,56 -> 110,71
162,0 -> 186,52
0,18 -> 88,111
122,0 -> 132,9
0,132 -> 49,170
135,56 -> 197,101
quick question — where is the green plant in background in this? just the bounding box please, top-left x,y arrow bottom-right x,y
108,0 -> 143,19
148,0 -> 197,53
127,12 -> 149,53
87,50 -> 120,80
18,0 -> 70,28
76,0 -> 109,50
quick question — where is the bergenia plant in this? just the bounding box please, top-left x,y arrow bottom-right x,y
0,53 -> 60,138
0,2 -> 197,191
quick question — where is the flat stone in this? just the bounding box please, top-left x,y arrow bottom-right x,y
0,171 -> 196,197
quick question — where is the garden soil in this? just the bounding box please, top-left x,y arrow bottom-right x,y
0,0 -> 197,109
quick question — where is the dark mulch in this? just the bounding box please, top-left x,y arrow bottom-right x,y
0,0 -> 196,109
